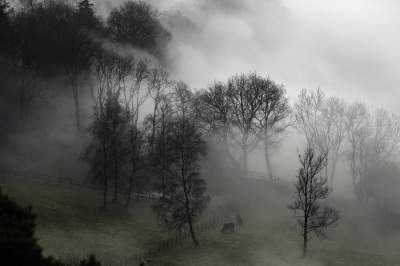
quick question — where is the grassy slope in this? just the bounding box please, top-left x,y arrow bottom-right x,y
1,177 -> 168,264
1,176 -> 400,266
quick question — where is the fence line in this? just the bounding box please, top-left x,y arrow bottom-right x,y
0,167 -> 235,265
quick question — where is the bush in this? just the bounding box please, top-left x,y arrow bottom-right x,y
0,186 -> 45,266
0,186 -> 101,266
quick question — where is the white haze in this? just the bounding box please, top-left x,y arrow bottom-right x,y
157,0 -> 400,112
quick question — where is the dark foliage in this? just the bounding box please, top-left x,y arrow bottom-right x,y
107,0 -> 171,58
0,186 -> 66,266
76,0 -> 101,30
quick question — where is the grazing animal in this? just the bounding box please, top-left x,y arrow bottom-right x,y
236,214 -> 244,228
221,222 -> 235,234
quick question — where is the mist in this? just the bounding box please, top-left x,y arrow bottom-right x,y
158,0 -> 400,112
1,0 -> 400,266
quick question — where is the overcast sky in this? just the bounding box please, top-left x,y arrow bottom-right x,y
149,0 -> 400,112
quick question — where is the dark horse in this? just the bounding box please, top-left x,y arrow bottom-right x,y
221,222 -> 235,233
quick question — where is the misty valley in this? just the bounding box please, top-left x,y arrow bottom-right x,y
1,0 -> 400,266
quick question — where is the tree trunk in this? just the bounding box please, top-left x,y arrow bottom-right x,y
303,219 -> 308,257
125,177 -> 133,209
242,132 -> 249,178
150,100 -> 158,150
72,80 -> 81,131
350,145 -> 359,199
102,142 -> 108,208
187,209 -> 199,247
303,230 -> 308,257
264,128 -> 273,180
243,146 -> 248,178
113,144 -> 118,203
182,170 -> 199,247
265,147 -> 273,181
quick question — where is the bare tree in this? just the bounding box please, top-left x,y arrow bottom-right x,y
172,81 -> 195,120
256,79 -> 290,180
322,97 -> 346,186
294,89 -> 325,147
153,118 -> 209,247
88,49 -> 133,206
124,124 -> 145,208
146,68 -> 171,149
294,89 -> 346,186
289,145 -> 340,257
147,94 -> 175,198
122,59 -> 148,207
227,73 -> 264,178
196,82 -> 240,172
344,102 -> 370,199
83,92 -> 128,208
369,109 -> 400,161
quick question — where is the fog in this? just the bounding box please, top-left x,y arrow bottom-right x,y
2,0 -> 400,265
158,0 -> 400,112
147,0 -> 400,186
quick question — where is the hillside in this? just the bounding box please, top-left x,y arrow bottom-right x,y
1,171 -> 400,266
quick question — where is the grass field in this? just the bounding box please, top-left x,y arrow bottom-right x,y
1,174 -> 400,266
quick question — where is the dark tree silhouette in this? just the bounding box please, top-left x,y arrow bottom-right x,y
107,0 -> 171,57
196,82 -> 239,172
227,73 -> 263,178
0,187 -> 43,266
146,94 -> 174,198
75,0 -> 101,30
8,1 -> 100,126
153,118 -> 209,247
256,78 -> 290,180
289,146 -> 340,257
124,124 -> 145,208
146,68 -> 171,149
0,187 -> 67,266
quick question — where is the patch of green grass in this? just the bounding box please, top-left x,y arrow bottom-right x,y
2,177 -> 400,266
0,177 -> 168,263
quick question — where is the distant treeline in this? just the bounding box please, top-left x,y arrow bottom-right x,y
0,0 -> 170,130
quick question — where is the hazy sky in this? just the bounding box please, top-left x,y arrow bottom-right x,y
152,0 -> 400,112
